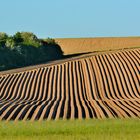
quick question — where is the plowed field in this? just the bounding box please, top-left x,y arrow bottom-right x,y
0,48 -> 139,121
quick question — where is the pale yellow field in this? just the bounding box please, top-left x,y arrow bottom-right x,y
55,37 -> 140,54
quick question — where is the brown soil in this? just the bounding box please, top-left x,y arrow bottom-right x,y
0,48 -> 139,121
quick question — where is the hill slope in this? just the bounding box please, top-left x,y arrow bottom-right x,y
0,48 -> 139,121
56,37 -> 140,54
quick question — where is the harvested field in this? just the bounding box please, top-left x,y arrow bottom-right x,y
0,48 -> 140,121
55,37 -> 140,54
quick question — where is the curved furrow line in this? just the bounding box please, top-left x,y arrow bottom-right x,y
0,74 -> 22,106
49,64 -> 69,120
95,100 -> 113,118
93,56 -> 109,100
18,71 -> 48,120
120,51 -> 140,98
111,100 -> 138,118
112,53 -> 134,99
129,50 -> 140,71
132,50 -> 140,62
4,73 -> 27,102
95,55 -> 114,100
0,74 -> 17,101
118,53 -> 139,96
76,61 -> 92,118
45,65 -> 61,120
129,50 -> 140,76
80,59 -> 98,118
14,70 -> 37,101
87,58 -> 101,100
103,100 -> 125,118
0,98 -> 42,120
36,67 -> 61,120
38,65 -> 58,121
110,51 -> 137,99
61,63 -> 70,119
131,100 -> 140,109
116,100 -> 140,118
85,55 -> 116,117
80,60 -> 99,118
27,69 -> 42,101
88,56 -> 119,117
29,68 -> 50,120
68,61 -> 76,119
92,56 -> 107,100
126,50 -> 139,74
17,69 -> 48,121
71,61 -> 83,119
0,71 -> 35,109
0,72 -> 29,113
0,75 -> 10,92
0,75 -> 13,101
113,100 -> 136,118
52,65 -> 67,120
124,51 -> 139,87
105,54 -> 127,100
124,100 -> 140,113
110,53 -> 135,100
81,59 -> 97,100
116,52 -> 138,99
89,58 -> 103,100
128,49 -> 140,72
65,63 -> 73,119
100,54 -> 122,100
37,68 -> 48,101
57,63 -> 68,119
31,68 -> 45,101
10,72 -> 33,101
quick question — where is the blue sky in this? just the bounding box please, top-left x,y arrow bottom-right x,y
0,0 -> 140,38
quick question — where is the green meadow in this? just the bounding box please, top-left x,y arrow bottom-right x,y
0,118 -> 140,140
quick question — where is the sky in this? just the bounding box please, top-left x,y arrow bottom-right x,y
0,0 -> 140,38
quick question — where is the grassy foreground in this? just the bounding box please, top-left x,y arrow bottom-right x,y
0,118 -> 140,140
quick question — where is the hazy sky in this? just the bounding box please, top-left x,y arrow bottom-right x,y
0,0 -> 140,38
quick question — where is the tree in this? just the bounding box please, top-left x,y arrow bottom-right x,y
0,32 -> 8,40
20,32 -> 41,47
0,32 -> 64,71
13,32 -> 23,43
0,32 -> 8,48
45,38 -> 56,45
5,37 -> 16,49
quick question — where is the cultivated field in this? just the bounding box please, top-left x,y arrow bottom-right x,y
0,48 -> 139,121
55,37 -> 140,54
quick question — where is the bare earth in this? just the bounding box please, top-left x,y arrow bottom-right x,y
0,47 -> 139,121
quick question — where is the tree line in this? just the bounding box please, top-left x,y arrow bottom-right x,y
0,32 -> 63,71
